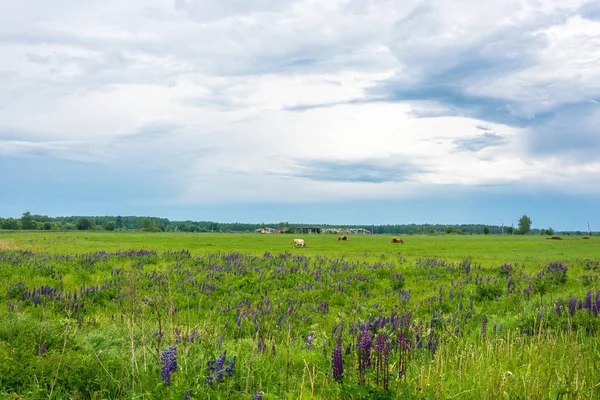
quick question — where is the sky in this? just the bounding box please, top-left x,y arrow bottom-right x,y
1,0 -> 599,230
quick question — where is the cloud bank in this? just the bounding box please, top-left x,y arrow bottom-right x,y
1,0 -> 599,227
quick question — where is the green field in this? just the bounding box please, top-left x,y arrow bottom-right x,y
2,231 -> 599,264
1,232 -> 599,399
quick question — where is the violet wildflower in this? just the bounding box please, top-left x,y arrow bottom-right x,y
568,298 -> 577,316
332,343 -> 344,382
594,290 -> 600,316
555,300 -> 562,317
374,333 -> 391,388
585,291 -> 593,311
225,356 -> 236,377
481,314 -> 487,340
305,331 -> 316,349
357,330 -> 373,384
182,390 -> 191,400
39,342 -> 46,356
160,346 -> 178,386
427,330 -> 439,355
252,391 -> 264,400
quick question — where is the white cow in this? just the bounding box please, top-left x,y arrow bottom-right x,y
292,239 -> 306,248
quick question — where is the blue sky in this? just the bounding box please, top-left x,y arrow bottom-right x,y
1,0 -> 599,230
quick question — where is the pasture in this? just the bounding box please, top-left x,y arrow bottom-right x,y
0,231 -> 599,399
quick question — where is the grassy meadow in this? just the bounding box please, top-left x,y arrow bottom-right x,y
0,231 -> 599,399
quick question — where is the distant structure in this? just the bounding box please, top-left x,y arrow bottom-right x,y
254,226 -> 372,234
255,227 -> 276,234
320,227 -> 372,235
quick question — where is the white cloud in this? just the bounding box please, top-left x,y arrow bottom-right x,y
1,0 -> 599,207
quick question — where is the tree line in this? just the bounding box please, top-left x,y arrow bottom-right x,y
0,212 -> 594,236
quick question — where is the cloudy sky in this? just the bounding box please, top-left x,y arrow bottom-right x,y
1,0 -> 599,229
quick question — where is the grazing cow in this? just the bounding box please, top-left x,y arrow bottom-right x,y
338,235 -> 348,241
292,239 -> 306,248
392,237 -> 404,244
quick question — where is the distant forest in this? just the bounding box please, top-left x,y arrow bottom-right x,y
0,211 -> 595,236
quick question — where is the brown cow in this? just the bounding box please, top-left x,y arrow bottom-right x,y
338,235 -> 348,241
392,237 -> 404,244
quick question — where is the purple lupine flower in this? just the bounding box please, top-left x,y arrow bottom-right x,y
400,289 -> 410,303
258,338 -> 267,353
304,332 -> 316,349
427,330 -> 439,355
182,390 -> 191,400
39,342 -> 46,356
594,290 -> 600,316
332,343 -> 344,382
569,298 -> 577,316
481,315 -> 487,340
374,332 -> 391,388
585,291 -> 593,311
357,330 -> 372,385
160,346 -> 178,386
397,331 -> 409,352
225,356 -> 236,377
358,330 -> 372,368
555,299 -> 562,317
252,391 -> 264,400
207,359 -> 216,373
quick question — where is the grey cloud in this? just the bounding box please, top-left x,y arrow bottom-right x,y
283,98 -> 376,112
125,122 -> 185,139
527,102 -> 600,158
580,1 -> 600,20
26,53 -> 51,65
372,0 -> 600,159
453,133 -> 508,152
290,159 -> 425,183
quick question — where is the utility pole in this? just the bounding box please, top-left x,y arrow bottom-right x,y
501,223 -> 504,235
589,222 -> 592,236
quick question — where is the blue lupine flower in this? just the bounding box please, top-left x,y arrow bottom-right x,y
252,391 -> 264,400
225,356 -> 236,377
481,315 -> 487,340
160,346 -> 178,386
332,343 -> 344,382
